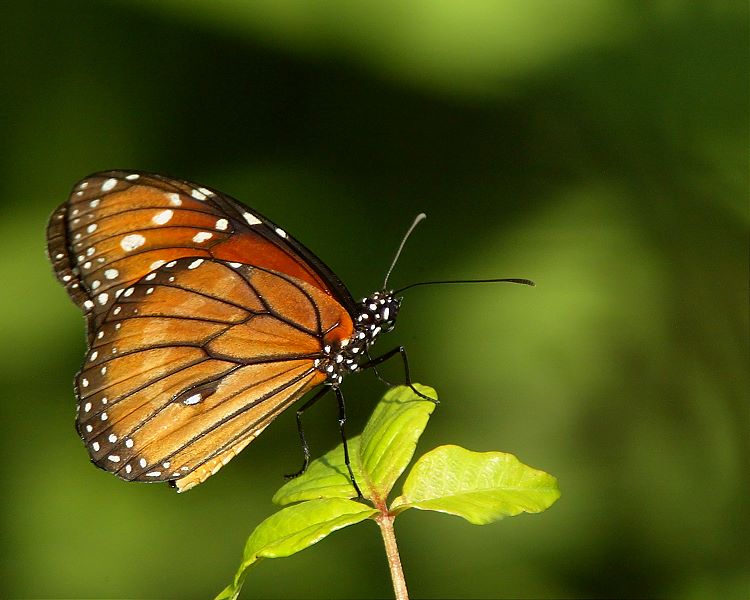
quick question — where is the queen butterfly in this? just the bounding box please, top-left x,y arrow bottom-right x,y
47,171 -> 532,493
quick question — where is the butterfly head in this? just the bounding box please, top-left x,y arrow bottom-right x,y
356,290 -> 402,338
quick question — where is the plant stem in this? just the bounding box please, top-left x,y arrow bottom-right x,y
375,513 -> 409,600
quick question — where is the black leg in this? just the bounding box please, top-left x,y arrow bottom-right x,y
285,386 -> 330,479
360,346 -> 438,404
334,386 -> 363,499
365,350 -> 393,388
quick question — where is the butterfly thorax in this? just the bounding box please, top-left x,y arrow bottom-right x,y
315,290 -> 401,386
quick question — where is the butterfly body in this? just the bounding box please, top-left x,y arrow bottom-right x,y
47,171 -> 402,492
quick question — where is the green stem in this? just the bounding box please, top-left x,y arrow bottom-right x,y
375,512 -> 408,600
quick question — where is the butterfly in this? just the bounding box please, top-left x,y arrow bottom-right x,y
46,171 -> 427,493
47,171 -> 532,493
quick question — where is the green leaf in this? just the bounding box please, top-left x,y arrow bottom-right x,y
358,384 -> 437,502
218,498 -> 377,599
215,579 -> 244,600
390,445 -> 560,525
273,384 -> 437,505
273,437 -> 362,505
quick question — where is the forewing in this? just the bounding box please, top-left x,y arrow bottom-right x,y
46,170 -> 356,340
75,258 -> 354,490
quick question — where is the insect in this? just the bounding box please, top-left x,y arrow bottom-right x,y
47,171 -> 532,493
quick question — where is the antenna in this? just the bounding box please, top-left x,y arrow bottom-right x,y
383,213 -> 427,289
394,278 -> 535,295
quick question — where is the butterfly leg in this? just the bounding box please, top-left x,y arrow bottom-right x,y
366,351 -> 396,388
285,386 -> 331,480
361,346 -> 438,404
334,386 -> 363,499
284,385 -> 363,499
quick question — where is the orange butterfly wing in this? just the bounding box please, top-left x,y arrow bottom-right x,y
48,171 -> 360,490
46,171 -> 355,341
75,258 -> 353,491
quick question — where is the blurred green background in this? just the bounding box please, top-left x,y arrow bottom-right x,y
1,1 -> 747,598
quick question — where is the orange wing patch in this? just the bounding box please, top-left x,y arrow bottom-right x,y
47,171 -> 355,341
75,258 -> 350,490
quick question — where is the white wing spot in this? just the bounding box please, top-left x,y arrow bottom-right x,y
101,412 -> 108,421
100,367 -> 107,376
89,199 -> 100,208
215,218 -> 228,230
228,262 -> 241,268
167,193 -> 182,206
108,455 -> 120,463
104,268 -> 119,280
101,396 -> 107,404
125,438 -> 134,448
83,261 -> 92,270
101,178 -> 117,191
190,189 -> 207,200
113,306 -> 122,315
108,434 -> 118,443
146,471 -> 162,477
85,424 -> 93,433
81,378 -> 89,387
123,287 -> 134,297
125,464 -> 132,474
87,223 -> 98,234
275,227 -> 287,238
146,287 -> 154,294
243,212 -> 261,225
84,402 -> 92,412
152,209 -> 174,225
125,173 -> 140,180
62,275 -> 72,282
145,273 -> 156,281
120,234 -> 146,251
183,393 -> 202,405
139,458 -> 147,468
91,280 -> 100,290
97,292 -> 109,305
149,260 -> 166,271
197,187 -> 213,196
92,441 -> 100,451
188,259 -> 203,270
97,331 -> 104,339
165,260 -> 177,268
79,181 -> 89,189
90,351 -> 98,361
86,246 -> 95,256
55,252 -> 64,260
192,231 -> 212,243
